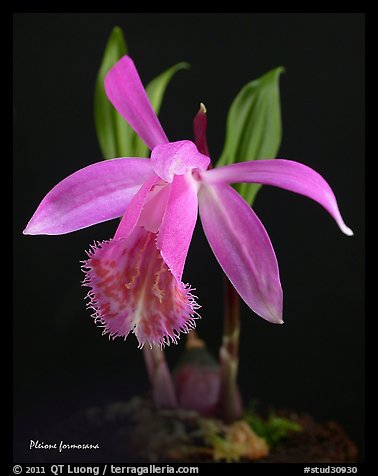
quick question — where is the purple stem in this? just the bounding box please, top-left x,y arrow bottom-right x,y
143,346 -> 178,409
193,103 -> 242,422
218,275 -> 243,422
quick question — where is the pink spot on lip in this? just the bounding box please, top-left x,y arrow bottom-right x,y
82,226 -> 200,347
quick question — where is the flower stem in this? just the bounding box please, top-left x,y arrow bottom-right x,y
193,102 -> 242,421
218,275 -> 243,422
143,346 -> 178,409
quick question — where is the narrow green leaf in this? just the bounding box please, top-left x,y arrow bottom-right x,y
216,67 -> 284,205
94,26 -> 135,159
133,62 -> 190,157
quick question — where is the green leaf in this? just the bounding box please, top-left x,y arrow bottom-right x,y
216,67 -> 284,205
133,62 -> 190,157
94,26 -> 136,159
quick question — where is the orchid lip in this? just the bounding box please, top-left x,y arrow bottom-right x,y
82,227 -> 200,348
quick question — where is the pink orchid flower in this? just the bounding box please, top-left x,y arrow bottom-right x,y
23,56 -> 353,347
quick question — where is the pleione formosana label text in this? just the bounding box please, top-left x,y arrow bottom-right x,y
29,440 -> 99,453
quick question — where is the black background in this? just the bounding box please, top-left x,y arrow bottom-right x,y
13,13 -> 365,461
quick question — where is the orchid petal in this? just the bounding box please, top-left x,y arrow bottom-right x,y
105,55 -> 168,150
199,183 -> 283,324
200,160 -> 353,236
113,174 -> 163,240
23,158 -> 154,236
151,140 -> 210,183
138,182 -> 172,234
157,174 -> 199,280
